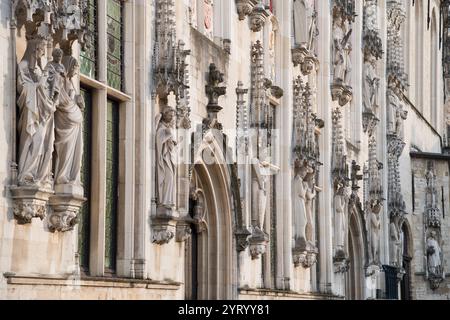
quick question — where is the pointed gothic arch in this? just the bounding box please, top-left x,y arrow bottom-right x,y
346,201 -> 367,300
399,218 -> 413,300
185,131 -> 235,300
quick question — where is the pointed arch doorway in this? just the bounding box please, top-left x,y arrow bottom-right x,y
184,135 -> 235,300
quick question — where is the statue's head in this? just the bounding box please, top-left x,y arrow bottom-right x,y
162,107 -> 176,123
52,48 -> 64,63
63,55 -> 80,79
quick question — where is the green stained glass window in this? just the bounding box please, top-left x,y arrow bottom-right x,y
80,0 -> 97,79
105,99 -> 119,273
78,88 -> 92,272
107,0 -> 123,90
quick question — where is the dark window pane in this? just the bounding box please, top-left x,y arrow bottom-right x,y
78,88 -> 92,272
107,0 -> 123,90
80,0 -> 97,79
105,99 -> 119,273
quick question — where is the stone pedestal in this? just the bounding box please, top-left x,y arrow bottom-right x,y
152,210 -> 177,245
48,185 -> 86,232
293,238 -> 319,269
248,227 -> 269,260
11,186 -> 54,224
331,82 -> 353,107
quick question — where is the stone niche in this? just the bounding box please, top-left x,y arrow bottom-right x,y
411,158 -> 449,296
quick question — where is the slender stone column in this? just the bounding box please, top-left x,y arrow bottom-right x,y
316,0 -> 334,294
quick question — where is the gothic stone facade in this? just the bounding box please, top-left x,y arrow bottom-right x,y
0,0 -> 449,300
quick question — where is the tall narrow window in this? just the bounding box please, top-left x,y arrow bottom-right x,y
80,0 -> 97,79
107,0 -> 123,90
105,99 -> 119,273
79,88 -> 93,272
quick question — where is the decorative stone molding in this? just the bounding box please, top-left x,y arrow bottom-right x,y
203,63 -> 227,132
249,1 -> 270,33
333,250 -> 350,274
48,192 -> 85,232
248,226 -> 269,259
362,112 -> 380,137
175,220 -> 192,243
331,83 -> 353,107
292,237 -> 319,269
154,0 -> 191,129
152,216 -> 176,245
235,0 -> 258,21
236,227 -> 252,252
11,186 -> 53,224
291,45 -> 319,75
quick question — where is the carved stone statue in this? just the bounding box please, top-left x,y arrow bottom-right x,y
156,107 -> 177,210
395,108 -> 408,140
45,48 -> 66,105
368,199 -> 382,264
332,11 -> 352,84
387,85 -> 401,133
389,220 -> 402,267
258,174 -> 268,231
293,0 -> 316,48
427,231 -> 442,276
334,182 -> 347,252
304,165 -> 316,243
53,55 -> 84,189
17,38 -> 56,188
293,159 -> 308,244
363,54 -> 379,113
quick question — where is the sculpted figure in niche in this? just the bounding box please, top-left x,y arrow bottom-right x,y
427,231 -> 442,276
293,0 -> 316,49
363,53 -> 379,113
46,48 -> 66,106
293,158 -> 308,245
395,108 -> 408,140
368,199 -> 382,264
258,174 -> 268,232
387,84 -> 402,134
17,39 -> 56,187
332,10 -> 352,84
54,55 -> 84,188
334,181 -> 347,252
304,164 -> 316,243
156,107 -> 177,209
389,220 -> 402,267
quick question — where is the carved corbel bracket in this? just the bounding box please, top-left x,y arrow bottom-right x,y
362,111 -> 380,136
365,264 -> 382,277
175,219 -> 192,243
292,45 -> 309,67
235,227 -> 252,252
11,186 -> 54,224
152,212 -> 177,245
236,0 -> 258,21
331,83 -> 353,107
292,44 -> 320,75
301,54 -> 320,76
248,227 -> 269,259
48,192 -> 86,233
292,238 -> 319,269
333,249 -> 350,273
250,1 -> 270,32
